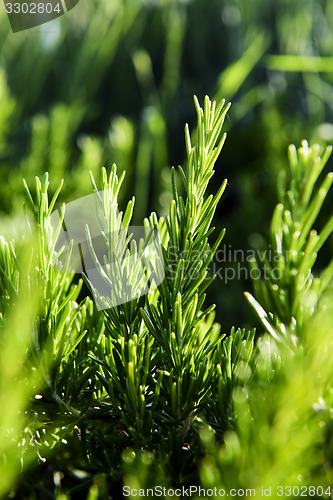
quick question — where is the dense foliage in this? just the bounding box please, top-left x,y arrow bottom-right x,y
1,95 -> 333,499
1,0 -> 333,328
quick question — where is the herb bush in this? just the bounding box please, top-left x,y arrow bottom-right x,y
2,0 -> 333,332
1,96 -> 333,499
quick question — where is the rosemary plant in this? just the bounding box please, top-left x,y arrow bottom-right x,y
246,140 -> 333,344
79,96 -> 253,484
1,96 -> 333,498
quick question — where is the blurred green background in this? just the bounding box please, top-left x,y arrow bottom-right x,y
1,0 -> 333,332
